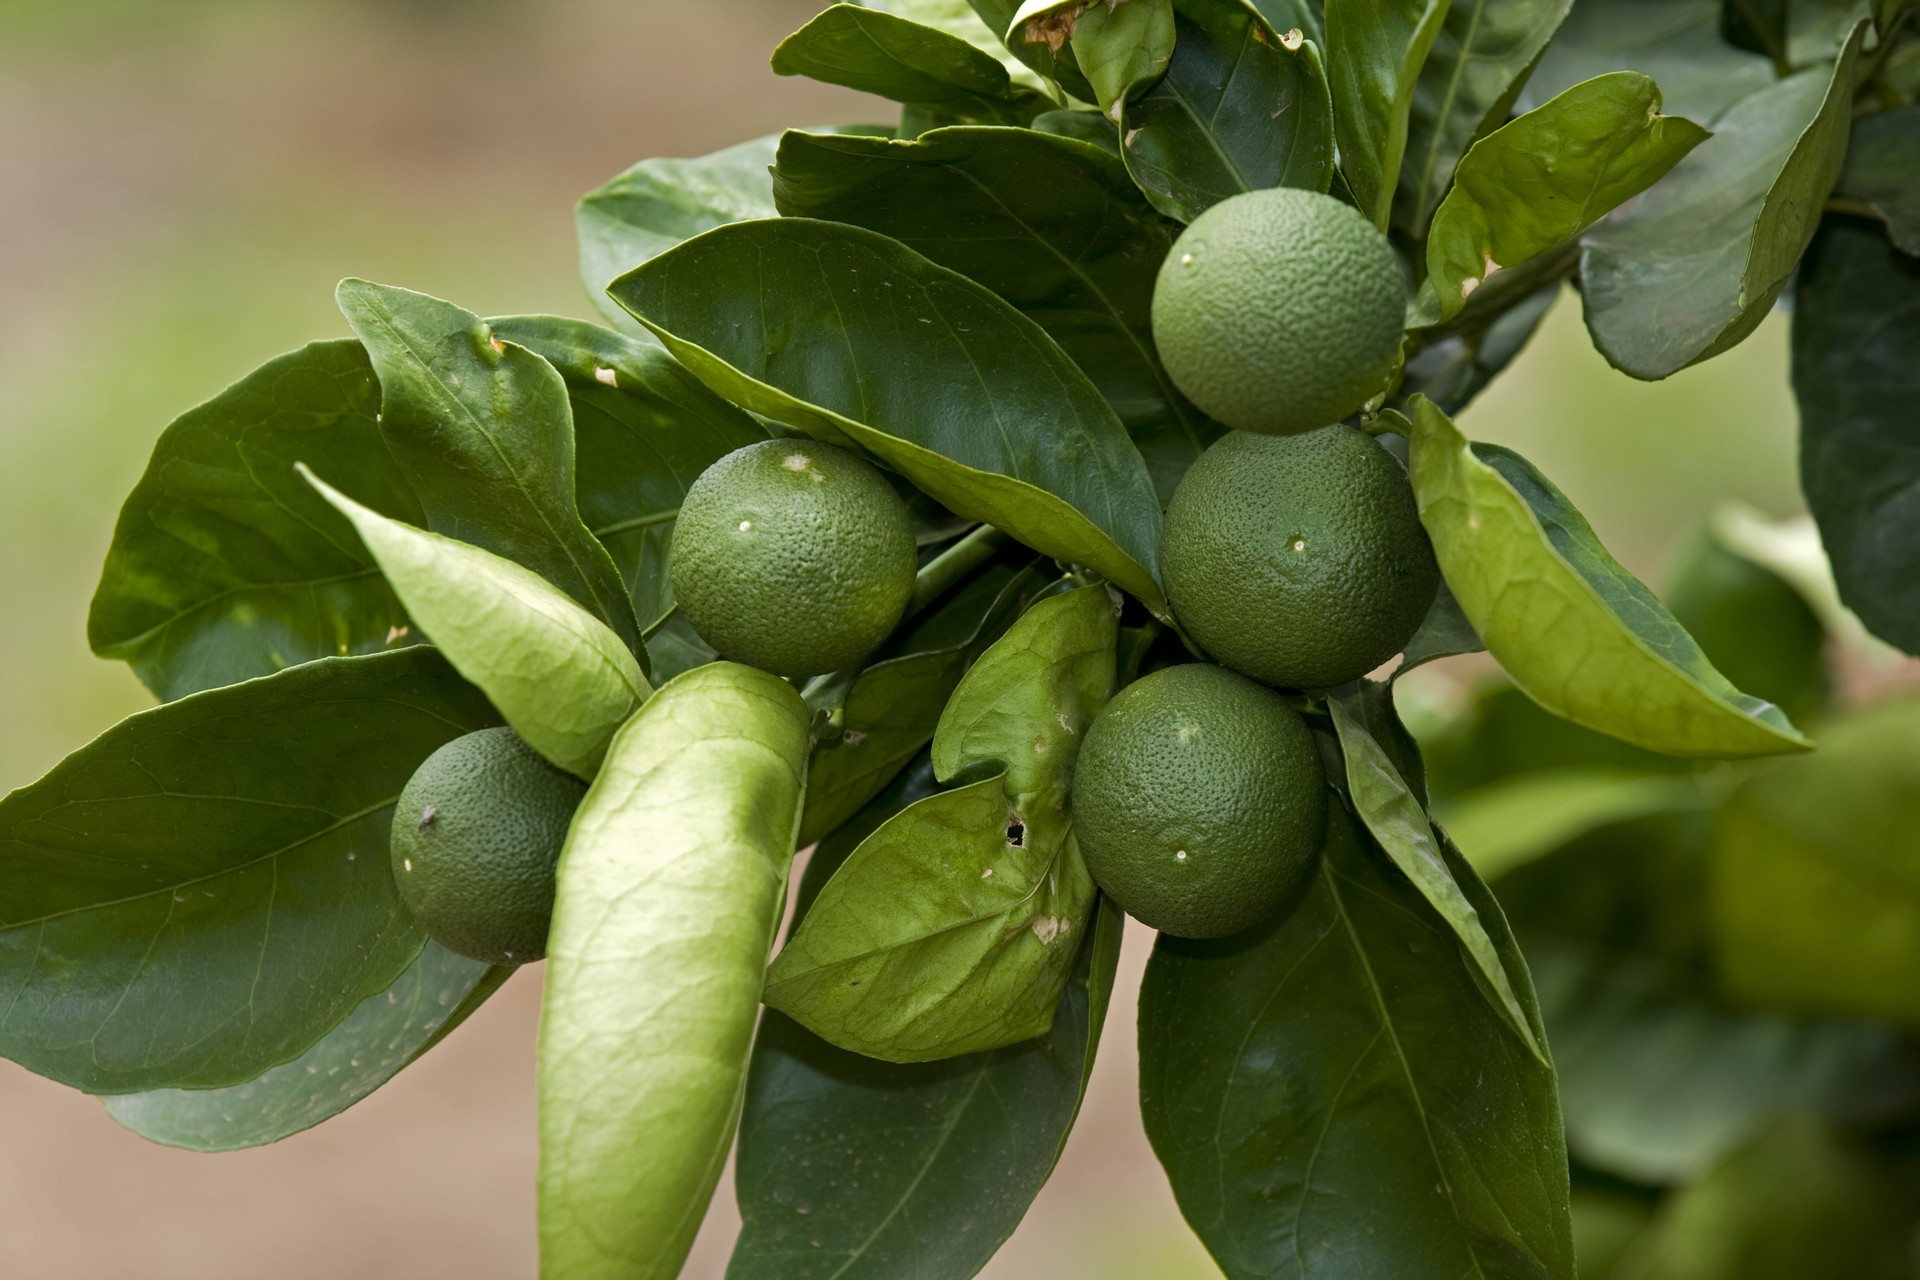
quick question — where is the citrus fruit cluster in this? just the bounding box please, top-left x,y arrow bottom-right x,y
390,187 -> 1437,959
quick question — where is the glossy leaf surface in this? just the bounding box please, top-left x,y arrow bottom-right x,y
492,316 -> 768,633
610,219 -> 1165,610
0,649 -> 498,1092
104,944 -> 509,1151
1120,0 -> 1336,222
1328,687 -> 1541,1057
1418,72 -> 1707,325
1140,805 -> 1571,1278
1406,397 -> 1810,758
1324,0 -> 1451,228
575,135 -> 782,331
88,340 -> 420,701
766,585 -> 1116,1061
538,663 -> 809,1279
337,279 -> 642,650
1793,217 -> 1920,656
731,760 -> 1124,1279
772,4 -> 1046,122
1835,105 -> 1920,255
303,473 -> 647,779
1396,0 -> 1573,231
771,125 -> 1216,503
1712,695 -> 1920,1026
1580,25 -> 1866,379
1069,0 -> 1177,119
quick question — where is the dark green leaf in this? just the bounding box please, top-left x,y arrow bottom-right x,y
87,340 -> 421,701
800,560 -> 1046,847
1406,397 -> 1811,757
868,0 -> 1055,94
765,585 -> 1117,1061
1421,681 -> 1687,800
1712,693 -> 1920,1026
538,663 -> 810,1279
1250,0 -> 1324,42
1120,0 -> 1336,222
1794,217 -> 1920,654
1398,278 -> 1557,414
0,649 -> 498,1093
1721,0 -> 1789,62
1496,812 -> 1920,1183
1613,1118 -> 1912,1278
575,135 -> 782,333
1328,686 -> 1541,1056
103,944 -> 510,1152
1003,0 -> 1101,101
1140,804 -> 1572,1278
302,473 -> 648,779
1031,105 -> 1123,151
609,219 -> 1166,611
771,125 -> 1216,502
730,761 -> 1124,1280
1580,24 -> 1868,380
1324,0 -> 1451,228
773,4 -> 1048,122
1443,768 -> 1706,880
336,280 -> 642,651
490,316 -> 768,633
1836,105 -> 1920,255
1396,0 -> 1574,232
1522,0 -> 1775,124
1665,520 -> 1830,724
1397,578 -> 1485,670
1416,72 -> 1707,326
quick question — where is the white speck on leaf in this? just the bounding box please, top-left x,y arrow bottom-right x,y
593,366 -> 619,387
386,624 -> 410,644
982,868 -> 995,879
1030,916 -> 1071,945
1280,26 -> 1303,50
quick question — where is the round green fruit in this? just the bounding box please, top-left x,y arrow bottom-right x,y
1162,426 -> 1440,691
1151,187 -> 1406,435
390,727 -> 587,965
1071,664 -> 1326,939
670,438 -> 917,678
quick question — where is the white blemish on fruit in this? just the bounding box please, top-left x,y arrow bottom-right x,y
739,520 -> 753,532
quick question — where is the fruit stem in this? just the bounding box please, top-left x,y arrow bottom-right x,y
910,524 -> 1009,613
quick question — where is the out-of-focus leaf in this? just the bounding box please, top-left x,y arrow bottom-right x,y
1720,0 -> 1790,62
1328,686 -> 1542,1055
1324,0 -> 1451,228
1614,1117 -> 1912,1278
88,340 -> 420,701
575,136 -> 784,333
0,649 -> 498,1093
1120,0 -> 1336,222
766,586 -> 1116,1061
771,125 -> 1214,503
538,663 -> 809,1279
491,316 -> 767,633
1794,216 -> 1920,656
610,219 -> 1166,612
1396,579 -> 1486,671
1396,0 -> 1574,232
302,473 -> 647,779
1416,72 -> 1707,325
1398,280 -> 1557,415
1406,397 -> 1811,758
1522,0 -> 1775,123
1665,519 -> 1831,724
104,945 -> 510,1152
336,280 -> 642,651
1835,105 -> 1920,256
1713,694 -> 1920,1026
1140,804 -> 1572,1277
1497,812 -> 1920,1184
730,759 -> 1124,1280
1420,680 -> 1686,800
1442,767 -> 1705,880
1580,25 -> 1868,380
773,4 -> 1048,122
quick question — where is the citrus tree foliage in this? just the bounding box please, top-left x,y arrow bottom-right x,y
8,0 -> 1920,1276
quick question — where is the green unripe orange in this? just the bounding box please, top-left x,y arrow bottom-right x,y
670,438 -> 917,678
1072,664 -> 1325,939
1162,426 -> 1440,691
390,727 -> 587,965
1152,187 -> 1406,435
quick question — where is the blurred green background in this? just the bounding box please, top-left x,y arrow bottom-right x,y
0,1 -> 1839,1276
